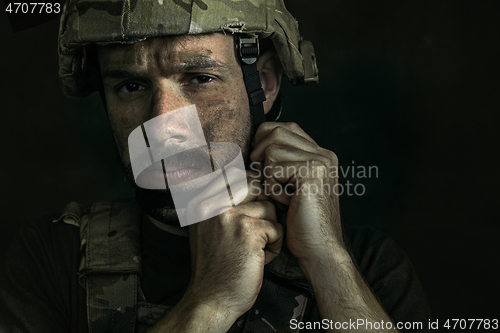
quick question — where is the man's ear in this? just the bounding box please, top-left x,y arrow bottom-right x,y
257,51 -> 283,114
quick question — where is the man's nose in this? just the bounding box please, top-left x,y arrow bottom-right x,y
146,81 -> 194,145
143,81 -> 206,153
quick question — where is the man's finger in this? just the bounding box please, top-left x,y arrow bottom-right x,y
253,122 -> 316,148
227,201 -> 277,222
250,126 -> 320,163
261,219 -> 284,265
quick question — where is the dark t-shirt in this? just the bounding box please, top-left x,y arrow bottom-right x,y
140,214 -> 191,306
0,210 -> 431,332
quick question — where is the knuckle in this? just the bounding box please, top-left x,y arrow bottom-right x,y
259,200 -> 276,212
264,143 -> 279,155
286,122 -> 301,131
270,125 -> 286,138
222,206 -> 239,221
275,222 -> 284,235
249,150 -> 261,163
236,216 -> 253,232
255,122 -> 267,135
328,150 -> 339,164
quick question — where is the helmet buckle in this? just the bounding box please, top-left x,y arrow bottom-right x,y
239,36 -> 260,65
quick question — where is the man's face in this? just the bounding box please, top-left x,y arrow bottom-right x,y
99,33 -> 252,191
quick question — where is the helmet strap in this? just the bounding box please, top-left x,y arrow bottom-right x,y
238,36 -> 267,135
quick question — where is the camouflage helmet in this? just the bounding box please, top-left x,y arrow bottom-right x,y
58,0 -> 319,97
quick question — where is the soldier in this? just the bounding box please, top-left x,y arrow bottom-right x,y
0,0 -> 431,332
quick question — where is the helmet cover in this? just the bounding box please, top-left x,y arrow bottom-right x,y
58,0 -> 308,97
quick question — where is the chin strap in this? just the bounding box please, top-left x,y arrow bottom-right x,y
238,36 -> 267,135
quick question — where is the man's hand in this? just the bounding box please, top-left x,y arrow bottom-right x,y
186,168 -> 283,317
149,169 -> 283,333
250,122 -> 343,268
250,122 -> 398,332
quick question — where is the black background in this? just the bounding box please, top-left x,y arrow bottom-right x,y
1,0 -> 499,325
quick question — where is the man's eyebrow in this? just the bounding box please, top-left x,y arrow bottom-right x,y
171,58 -> 229,72
102,58 -> 229,79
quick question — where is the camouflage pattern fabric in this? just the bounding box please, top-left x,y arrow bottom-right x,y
58,0 -> 305,97
77,201 -> 142,333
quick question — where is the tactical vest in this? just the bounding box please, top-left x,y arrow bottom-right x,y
56,200 -> 314,333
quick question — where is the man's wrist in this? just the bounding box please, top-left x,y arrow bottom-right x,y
179,293 -> 240,331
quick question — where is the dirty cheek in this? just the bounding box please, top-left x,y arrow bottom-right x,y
107,107 -> 140,157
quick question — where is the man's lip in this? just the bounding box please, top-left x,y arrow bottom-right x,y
164,165 -> 198,173
164,168 -> 199,183
164,167 -> 196,174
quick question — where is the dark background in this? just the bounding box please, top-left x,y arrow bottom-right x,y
1,0 -> 499,326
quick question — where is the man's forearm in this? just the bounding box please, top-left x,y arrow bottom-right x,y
147,292 -> 238,333
301,248 -> 398,333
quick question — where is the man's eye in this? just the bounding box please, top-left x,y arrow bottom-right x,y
190,75 -> 214,84
119,82 -> 146,93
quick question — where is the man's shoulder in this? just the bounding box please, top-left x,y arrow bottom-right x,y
9,199 -> 140,259
345,225 -> 406,258
344,225 -> 414,279
344,225 -> 432,322
5,203 -> 84,271
0,204 -> 90,333
15,206 -> 81,250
